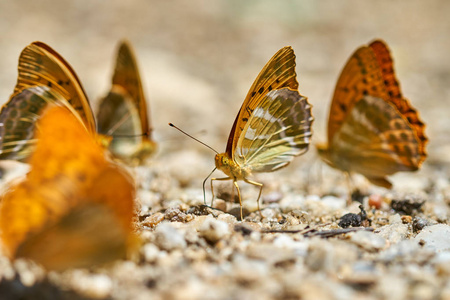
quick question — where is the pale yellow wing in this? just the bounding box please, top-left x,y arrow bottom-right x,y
234,88 -> 313,172
226,47 -> 298,157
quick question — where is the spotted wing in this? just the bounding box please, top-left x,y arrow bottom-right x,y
327,43 -> 388,143
234,88 -> 313,172
226,47 -> 298,156
330,95 -> 422,187
369,41 -> 427,164
97,41 -> 155,164
12,42 -> 96,133
0,86 -> 84,161
327,40 -> 427,168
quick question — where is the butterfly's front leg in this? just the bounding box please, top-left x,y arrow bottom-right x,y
244,178 -> 263,217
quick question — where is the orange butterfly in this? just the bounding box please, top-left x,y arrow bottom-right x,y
317,40 -> 427,194
204,47 -> 313,220
97,41 -> 156,166
0,106 -> 136,271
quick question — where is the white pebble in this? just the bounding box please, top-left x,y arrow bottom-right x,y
154,222 -> 187,250
199,217 -> 230,243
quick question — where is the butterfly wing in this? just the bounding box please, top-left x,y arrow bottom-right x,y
0,86 -> 86,161
0,107 -> 136,268
97,41 -> 155,164
0,42 -> 96,161
327,44 -> 389,143
226,47 -> 299,157
368,41 -> 427,163
325,40 -> 427,177
329,95 -> 422,187
15,203 -> 129,271
13,42 -> 95,133
234,88 -> 313,172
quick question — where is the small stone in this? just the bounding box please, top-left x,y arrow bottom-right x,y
401,215 -> 412,223
350,231 -> 387,251
273,235 -> 308,257
339,213 -> 362,228
432,252 -> 450,275
234,223 -> 254,235
212,199 -> 227,212
142,212 -> 165,228
142,243 -> 160,262
414,224 -> 450,252
321,195 -> 346,210
376,274 -> 408,300
368,194 -> 383,209
377,240 -> 434,264
338,205 -> 368,228
246,244 -> 296,266
198,217 -> 230,243
376,222 -> 409,244
412,217 -> 431,232
154,222 -> 187,251
227,206 -> 250,221
389,214 -> 403,224
217,213 -> 237,225
391,197 -> 425,215
165,207 -> 193,222
69,271 -> 113,299
262,191 -> 283,203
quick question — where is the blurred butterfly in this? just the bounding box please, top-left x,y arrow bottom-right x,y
0,42 -> 96,161
317,40 -> 427,195
172,46 -> 313,220
97,41 -> 156,166
0,106 -> 136,271
0,41 -> 155,165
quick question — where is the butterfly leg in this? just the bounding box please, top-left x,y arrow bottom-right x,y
244,179 -> 263,217
344,172 -> 353,206
210,177 -> 232,209
232,180 -> 244,221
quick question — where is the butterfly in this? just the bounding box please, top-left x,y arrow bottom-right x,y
210,46 -> 313,220
97,41 -> 156,166
0,41 -> 154,165
0,106 -> 136,271
316,40 -> 427,194
0,42 -> 96,161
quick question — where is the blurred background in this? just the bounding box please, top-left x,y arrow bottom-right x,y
0,0 -> 449,187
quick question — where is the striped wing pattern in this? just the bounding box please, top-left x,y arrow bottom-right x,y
14,42 -> 96,133
0,86 -> 80,161
234,88 -> 313,172
226,47 -> 298,156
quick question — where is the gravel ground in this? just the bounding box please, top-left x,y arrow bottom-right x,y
0,1 -> 449,299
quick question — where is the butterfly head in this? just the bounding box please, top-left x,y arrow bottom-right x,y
215,152 -> 250,180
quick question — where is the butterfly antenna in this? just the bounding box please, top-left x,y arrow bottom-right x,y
169,123 -> 218,154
